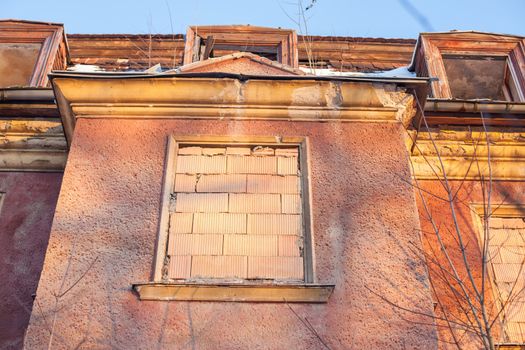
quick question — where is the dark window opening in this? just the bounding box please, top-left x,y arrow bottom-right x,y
193,36 -> 280,62
212,43 -> 279,61
442,55 -> 518,101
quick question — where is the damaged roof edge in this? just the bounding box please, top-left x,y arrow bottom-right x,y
48,70 -> 430,85
49,70 -> 430,112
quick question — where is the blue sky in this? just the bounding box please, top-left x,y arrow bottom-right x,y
4,0 -> 525,38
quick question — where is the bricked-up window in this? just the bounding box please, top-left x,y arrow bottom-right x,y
486,217 -> 525,344
158,138 -> 312,284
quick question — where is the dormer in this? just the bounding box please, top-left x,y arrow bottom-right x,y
412,31 -> 525,102
0,20 -> 69,88
183,25 -> 298,68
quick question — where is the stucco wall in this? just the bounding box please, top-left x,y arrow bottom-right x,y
25,118 -> 438,349
0,172 -> 62,349
416,180 -> 525,349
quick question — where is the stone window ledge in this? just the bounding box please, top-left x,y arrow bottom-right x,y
132,282 -> 334,303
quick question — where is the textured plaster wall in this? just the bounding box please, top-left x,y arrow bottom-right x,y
0,172 -> 62,349
25,118 -> 437,349
416,180 -> 525,349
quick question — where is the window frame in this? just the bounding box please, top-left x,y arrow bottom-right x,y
183,25 -> 298,68
416,33 -> 525,101
0,20 -> 68,87
153,135 -> 315,284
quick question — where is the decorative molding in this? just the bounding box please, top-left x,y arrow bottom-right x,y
51,75 -> 421,146
0,119 -> 67,171
407,129 -> 525,180
132,282 -> 334,303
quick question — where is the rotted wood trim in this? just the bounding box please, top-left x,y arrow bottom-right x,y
132,282 -> 334,303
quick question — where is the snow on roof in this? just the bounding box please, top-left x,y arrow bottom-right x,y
299,66 -> 415,78
67,64 -> 104,72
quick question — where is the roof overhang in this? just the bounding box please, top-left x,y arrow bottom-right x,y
422,98 -> 525,126
49,71 -> 429,147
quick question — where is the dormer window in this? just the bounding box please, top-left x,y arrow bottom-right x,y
413,32 -> 525,102
183,25 -> 298,68
0,20 -> 69,87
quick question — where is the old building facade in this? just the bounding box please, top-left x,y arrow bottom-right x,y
1,20 -> 524,349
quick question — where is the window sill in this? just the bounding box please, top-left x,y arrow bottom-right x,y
495,344 -> 525,350
132,282 -> 334,303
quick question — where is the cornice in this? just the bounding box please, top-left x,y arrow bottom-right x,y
51,76 -> 421,146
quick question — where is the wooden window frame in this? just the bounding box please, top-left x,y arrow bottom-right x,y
183,25 -> 298,68
415,33 -> 525,101
0,20 -> 68,87
133,135 -> 334,303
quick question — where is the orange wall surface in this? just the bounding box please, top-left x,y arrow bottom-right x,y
25,119 -> 438,349
0,172 -> 62,349
416,180 -> 525,349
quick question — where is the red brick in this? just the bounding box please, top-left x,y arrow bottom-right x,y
176,155 -> 226,174
248,256 -> 304,280
277,156 -> 298,175
246,175 -> 300,194
226,147 -> 251,155
503,218 -> 525,229
191,256 -> 247,279
223,234 -> 278,256
279,236 -> 303,257
169,212 -> 193,234
193,213 -> 246,234
247,214 -> 301,235
202,147 -> 226,155
178,146 -> 202,155
174,174 -> 196,192
275,148 -> 299,157
169,234 -> 223,255
252,146 -> 274,156
227,156 -> 277,174
167,255 -> 191,279
282,194 -> 302,214
175,193 -> 228,212
229,193 -> 280,213
196,174 -> 246,193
